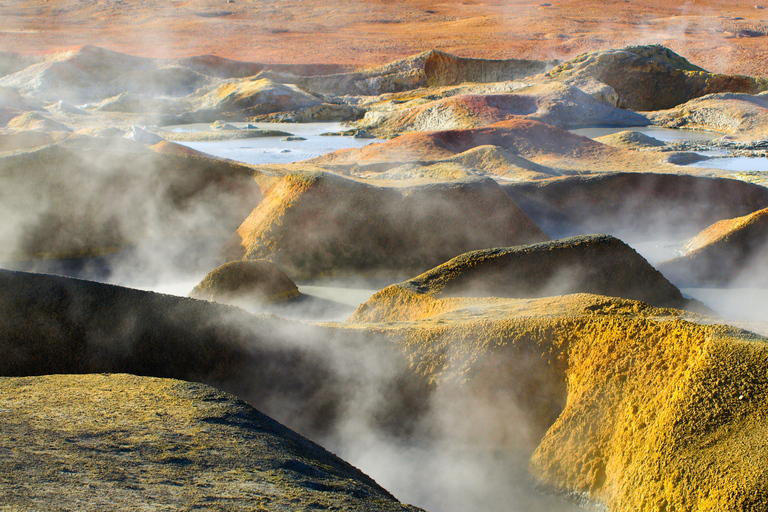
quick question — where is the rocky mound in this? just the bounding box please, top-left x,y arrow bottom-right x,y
594,130 -> 666,149
358,83 -> 649,136
190,259 -> 300,306
502,172 -> 768,240
547,45 -> 768,110
6,111 -> 71,132
233,171 -> 548,278
348,286 -> 768,511
648,92 -> 768,141
0,85 -> 44,125
657,207 -> 768,286
186,77 -> 322,119
351,235 -> 688,323
0,135 -> 259,262
0,45 -> 215,103
0,373 -> 422,511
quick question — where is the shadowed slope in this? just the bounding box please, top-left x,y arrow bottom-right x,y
0,373 -> 423,511
0,135 -> 259,263
0,269 -> 428,437
502,172 -> 768,240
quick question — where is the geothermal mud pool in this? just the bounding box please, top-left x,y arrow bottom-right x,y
3,38 -> 768,512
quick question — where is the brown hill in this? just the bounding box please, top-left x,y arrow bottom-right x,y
0,373 -> 423,512
309,118 -> 677,180
190,259 -> 300,306
233,171 -> 548,278
502,172 -> 768,241
0,135 -> 259,263
350,234 -> 690,324
657,207 -> 768,286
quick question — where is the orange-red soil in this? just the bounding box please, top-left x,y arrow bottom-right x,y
2,0 -> 768,76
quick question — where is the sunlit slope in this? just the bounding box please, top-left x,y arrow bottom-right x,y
0,373 -> 424,511
658,206 -> 768,286
350,285 -> 768,511
233,170 -> 547,278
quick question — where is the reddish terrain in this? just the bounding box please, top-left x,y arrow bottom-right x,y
3,0 -> 768,76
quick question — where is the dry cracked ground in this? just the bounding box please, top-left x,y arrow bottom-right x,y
3,2 -> 768,512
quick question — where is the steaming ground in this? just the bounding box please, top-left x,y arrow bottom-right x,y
4,42 -> 768,512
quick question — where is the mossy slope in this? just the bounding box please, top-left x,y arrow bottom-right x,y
0,373 -> 423,511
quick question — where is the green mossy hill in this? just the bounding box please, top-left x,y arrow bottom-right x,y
503,172 -> 768,240
350,235 -> 689,323
657,207 -> 768,286
0,136 -> 259,260
347,291 -> 768,511
547,45 -> 768,110
0,374 -> 423,512
191,259 -> 300,305
234,171 -> 547,278
0,269 -> 428,437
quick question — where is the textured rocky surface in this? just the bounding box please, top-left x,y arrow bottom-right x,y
349,288 -> 768,512
0,373 -> 423,511
545,45 -> 768,110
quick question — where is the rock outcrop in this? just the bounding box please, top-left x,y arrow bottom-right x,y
0,373 -> 423,511
657,207 -> 768,286
351,235 -> 690,323
648,92 -> 768,141
233,171 -> 548,278
0,45 -> 215,103
546,45 -> 768,110
502,172 -> 768,240
190,259 -> 300,306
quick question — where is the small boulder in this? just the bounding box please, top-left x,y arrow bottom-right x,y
190,260 -> 300,306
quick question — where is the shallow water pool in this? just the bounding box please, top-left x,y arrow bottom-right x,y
164,122 -> 383,165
